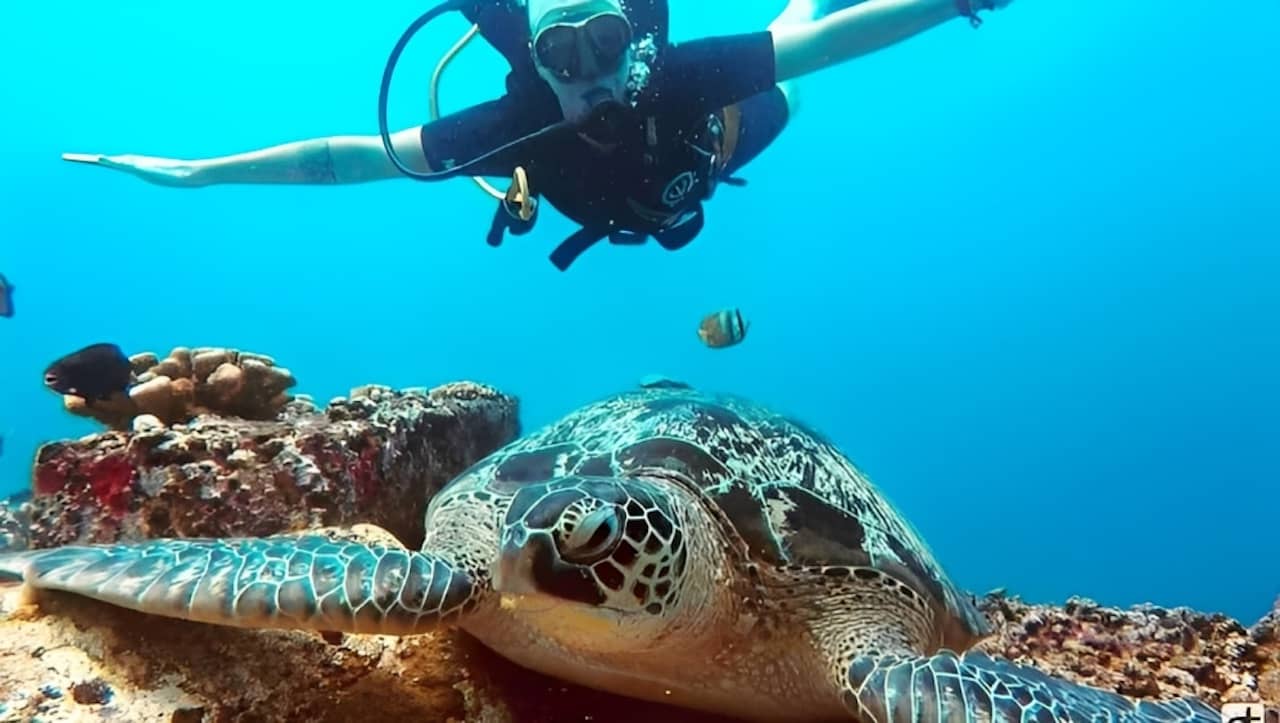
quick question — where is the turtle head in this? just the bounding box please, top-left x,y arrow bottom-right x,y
494,475 -> 716,651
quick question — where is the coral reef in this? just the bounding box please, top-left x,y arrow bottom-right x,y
61,346 -> 299,430
27,382 -> 519,551
974,592 -> 1279,712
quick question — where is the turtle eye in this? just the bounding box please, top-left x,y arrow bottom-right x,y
559,506 -> 623,565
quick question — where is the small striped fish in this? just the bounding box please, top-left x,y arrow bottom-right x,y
696,308 -> 748,349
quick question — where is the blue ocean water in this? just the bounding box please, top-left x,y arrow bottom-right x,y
0,0 -> 1275,628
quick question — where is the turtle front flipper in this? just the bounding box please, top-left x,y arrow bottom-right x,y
0,535 -> 478,635
841,650 -> 1217,723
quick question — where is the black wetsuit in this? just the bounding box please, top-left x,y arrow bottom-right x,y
419,0 -> 789,268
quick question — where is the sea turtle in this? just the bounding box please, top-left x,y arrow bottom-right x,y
0,385 -> 1216,722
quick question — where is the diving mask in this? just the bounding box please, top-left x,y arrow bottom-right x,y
528,0 -> 635,121
532,8 -> 633,84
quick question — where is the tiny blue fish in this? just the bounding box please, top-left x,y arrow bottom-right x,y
0,273 -> 12,318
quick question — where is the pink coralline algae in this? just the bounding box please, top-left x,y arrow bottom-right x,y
84,455 -> 136,518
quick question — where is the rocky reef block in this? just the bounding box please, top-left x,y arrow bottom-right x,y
975,592 -> 1280,711
62,346 -> 300,430
28,382 -> 519,551
0,580 -> 1274,723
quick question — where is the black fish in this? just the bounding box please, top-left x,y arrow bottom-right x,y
0,274 -> 12,318
43,343 -> 134,403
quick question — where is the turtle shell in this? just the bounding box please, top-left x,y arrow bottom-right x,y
472,386 -> 991,647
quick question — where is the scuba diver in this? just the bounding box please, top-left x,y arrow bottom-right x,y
61,0 -> 1016,270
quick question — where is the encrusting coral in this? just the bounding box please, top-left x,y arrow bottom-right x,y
29,382 -> 519,551
59,346 -> 298,430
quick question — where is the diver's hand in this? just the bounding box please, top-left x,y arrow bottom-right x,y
61,153 -> 209,188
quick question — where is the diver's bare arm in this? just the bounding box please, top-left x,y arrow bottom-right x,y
771,0 -> 985,82
196,127 -> 431,184
61,126 -> 431,187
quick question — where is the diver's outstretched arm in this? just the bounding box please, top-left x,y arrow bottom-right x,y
771,0 -> 1011,82
61,126 -> 431,188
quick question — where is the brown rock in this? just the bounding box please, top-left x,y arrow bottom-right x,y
128,352 -> 158,375
168,347 -> 193,379
151,357 -> 185,380
129,375 -> 175,421
171,377 -> 196,413
206,362 -> 245,404
191,350 -> 232,380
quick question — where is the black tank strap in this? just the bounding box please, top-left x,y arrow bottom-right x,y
485,194 -> 537,247
549,226 -> 610,271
